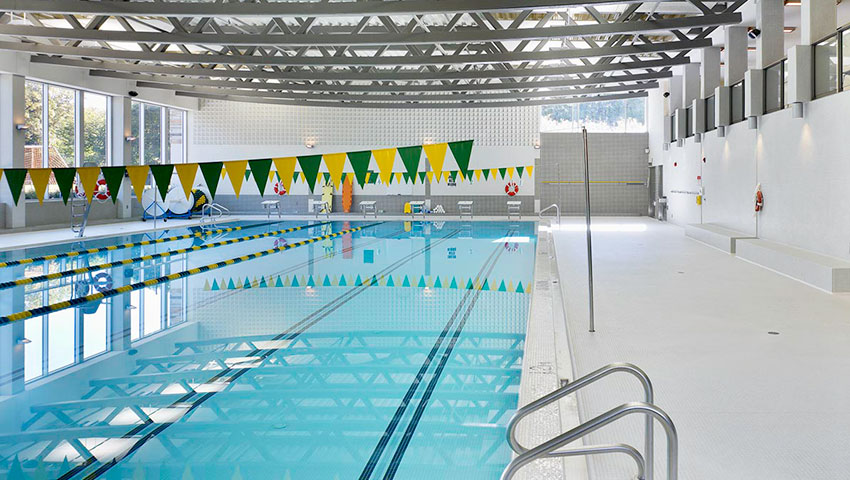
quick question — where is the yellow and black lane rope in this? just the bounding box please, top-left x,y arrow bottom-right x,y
0,220 -> 288,269
0,221 -> 334,290
0,223 -> 380,326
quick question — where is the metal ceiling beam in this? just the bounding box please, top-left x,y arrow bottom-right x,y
0,0 -> 670,18
99,70 -> 673,93
32,55 -> 692,81
174,90 -> 649,109
135,79 -> 658,101
0,13 -> 741,46
2,38 -> 712,66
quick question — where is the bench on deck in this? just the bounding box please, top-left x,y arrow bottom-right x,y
735,239 -> 850,293
685,223 -> 756,254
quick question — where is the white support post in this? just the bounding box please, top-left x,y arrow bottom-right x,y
0,74 -> 26,228
724,26 -> 749,85
756,0 -> 785,69
112,96 -> 134,218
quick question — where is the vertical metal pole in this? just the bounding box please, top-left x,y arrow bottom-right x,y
581,127 -> 595,333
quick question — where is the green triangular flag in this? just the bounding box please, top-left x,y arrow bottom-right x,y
291,276 -> 300,287
244,169 -> 251,181
199,162 -> 223,199
258,277 -> 268,288
482,169 -> 490,180
498,168 -> 507,179
52,167 -> 77,205
516,282 -> 525,293
100,166 -> 125,203
248,159 -> 272,196
323,172 -> 331,184
417,276 -> 426,288
386,275 -> 395,287
211,279 -> 220,290
398,145 -> 422,184
292,171 -> 300,183
347,151 -> 372,188
448,140 -> 474,177
368,171 -> 378,184
448,171 -> 458,182
339,275 -> 348,286
516,166 -> 525,178
297,155 -> 322,192
307,275 -> 315,287
450,277 -> 458,289
275,276 -> 284,287
402,275 -> 410,287
227,278 -> 236,289
243,278 -> 251,289
323,275 -> 331,286
4,169 -> 27,205
481,279 -> 490,291
355,274 -> 363,286
418,172 -> 427,183
149,164 -> 174,200
466,279 -> 474,290
498,280 -> 507,292
434,277 -> 443,288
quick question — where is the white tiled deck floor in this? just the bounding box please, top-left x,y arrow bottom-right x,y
553,217 -> 850,480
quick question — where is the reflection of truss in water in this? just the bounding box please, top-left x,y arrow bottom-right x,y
0,330 -> 523,478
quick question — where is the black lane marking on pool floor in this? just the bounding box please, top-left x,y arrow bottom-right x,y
382,231 -> 514,480
61,225 -> 461,480
358,229 -> 512,480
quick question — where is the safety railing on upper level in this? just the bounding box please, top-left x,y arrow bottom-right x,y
539,203 -> 560,226
503,363 -> 674,480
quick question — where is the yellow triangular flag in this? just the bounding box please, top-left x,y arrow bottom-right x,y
175,163 -> 198,200
126,165 -> 150,200
299,172 -> 306,183
77,166 -> 101,203
273,157 -> 296,194
507,167 -> 515,179
527,165 -> 534,177
224,160 -> 248,198
442,171 -> 450,182
423,143 -> 448,179
475,169 -> 482,181
490,168 -> 498,178
426,171 -> 434,183
268,170 -> 276,184
372,148 -> 397,186
458,170 -> 465,181
29,168 -> 51,205
394,172 -> 402,184
323,153 -> 346,189
365,172 -> 372,184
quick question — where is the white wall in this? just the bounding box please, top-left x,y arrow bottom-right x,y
651,88 -> 850,261
189,99 -> 540,197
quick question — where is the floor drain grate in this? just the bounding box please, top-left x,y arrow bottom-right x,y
768,331 -> 780,335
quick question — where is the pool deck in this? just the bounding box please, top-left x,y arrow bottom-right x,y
552,217 -> 850,480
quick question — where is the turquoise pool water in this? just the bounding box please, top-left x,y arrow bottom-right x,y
0,220 -> 536,479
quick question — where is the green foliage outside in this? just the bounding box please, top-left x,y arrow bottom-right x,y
541,97 -> 646,131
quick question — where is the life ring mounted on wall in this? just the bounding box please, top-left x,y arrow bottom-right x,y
74,178 -> 110,203
273,182 -> 286,195
754,184 -> 764,212
505,182 -> 519,196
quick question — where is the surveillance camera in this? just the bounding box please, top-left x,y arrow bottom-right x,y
663,92 -> 670,98
748,28 -> 761,39
128,91 -> 139,97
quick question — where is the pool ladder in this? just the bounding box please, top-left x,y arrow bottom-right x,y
539,203 -> 560,226
200,203 -> 229,230
501,363 -> 678,480
70,197 -> 92,237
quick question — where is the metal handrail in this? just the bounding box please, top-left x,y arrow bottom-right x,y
201,203 -> 229,226
539,203 -> 560,225
507,363 -> 654,479
501,402 -> 677,480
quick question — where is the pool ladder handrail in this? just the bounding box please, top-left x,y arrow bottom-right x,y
539,203 -> 560,226
200,203 -> 229,228
70,197 -> 92,237
504,363 -> 674,480
501,401 -> 677,480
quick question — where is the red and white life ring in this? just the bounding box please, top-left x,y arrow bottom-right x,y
273,181 -> 286,195
505,182 -> 519,197
74,178 -> 110,202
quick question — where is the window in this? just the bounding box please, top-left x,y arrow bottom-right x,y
540,97 -> 646,132
705,96 -> 716,131
669,115 -> 677,143
764,60 -> 785,114
685,106 -> 694,138
48,85 -> 76,168
843,30 -> 850,91
82,92 -> 109,167
23,81 -> 45,200
131,101 -> 187,165
813,34 -> 838,98
730,80 -> 745,124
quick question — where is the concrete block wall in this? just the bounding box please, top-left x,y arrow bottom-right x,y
538,132 -> 649,216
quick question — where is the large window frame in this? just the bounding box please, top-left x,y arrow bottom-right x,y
131,100 -> 188,165
705,95 -> 716,132
730,80 -> 745,124
812,23 -> 850,98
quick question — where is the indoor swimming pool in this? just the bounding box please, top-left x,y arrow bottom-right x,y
0,220 -> 536,480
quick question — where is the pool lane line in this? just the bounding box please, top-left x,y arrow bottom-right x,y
0,221 -> 334,290
0,222 -> 373,326
357,229 -> 509,480
381,231 -> 514,480
68,227 -> 460,480
0,219 -> 297,269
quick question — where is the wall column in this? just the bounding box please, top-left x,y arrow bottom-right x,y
724,26 -> 748,85
111,95 -> 133,219
701,47 -> 722,98
801,0 -> 836,45
756,0 -> 785,69
0,74 -> 26,228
